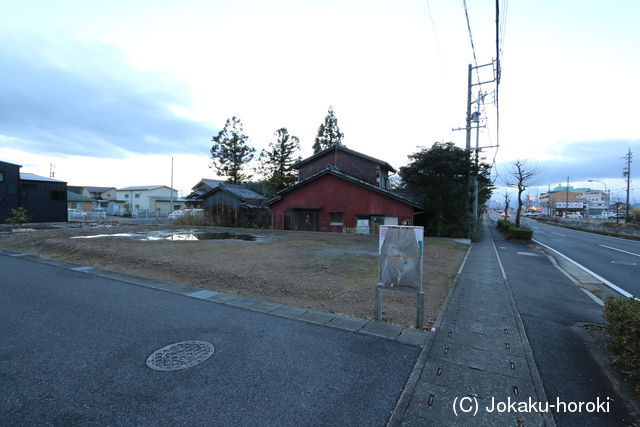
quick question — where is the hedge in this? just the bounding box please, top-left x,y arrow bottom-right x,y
507,226 -> 533,240
603,297 -> 640,391
496,219 -> 533,240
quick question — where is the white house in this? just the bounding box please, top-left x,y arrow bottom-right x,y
116,185 -> 185,215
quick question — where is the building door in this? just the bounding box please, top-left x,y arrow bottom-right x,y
293,209 -> 318,231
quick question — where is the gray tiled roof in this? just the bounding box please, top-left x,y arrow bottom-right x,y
20,172 -> 65,183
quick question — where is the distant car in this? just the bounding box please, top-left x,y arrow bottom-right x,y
68,209 -> 87,221
565,213 -> 583,219
169,208 -> 204,220
500,213 -> 510,218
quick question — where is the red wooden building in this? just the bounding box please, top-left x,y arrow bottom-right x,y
266,145 -> 421,233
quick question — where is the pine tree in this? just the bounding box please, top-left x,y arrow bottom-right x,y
258,128 -> 301,193
312,106 -> 344,153
210,116 -> 255,184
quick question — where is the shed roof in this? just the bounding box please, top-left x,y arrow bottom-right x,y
85,186 -> 116,193
292,144 -> 396,172
118,185 -> 173,191
20,172 -> 65,183
67,191 -> 94,202
202,184 -> 266,205
265,166 -> 422,208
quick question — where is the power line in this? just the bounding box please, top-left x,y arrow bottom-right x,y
425,0 -> 446,73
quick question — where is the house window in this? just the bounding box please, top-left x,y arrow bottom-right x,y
135,204 -> 140,209
135,194 -> 140,198
51,191 -> 65,201
125,194 -> 129,198
330,212 -> 344,226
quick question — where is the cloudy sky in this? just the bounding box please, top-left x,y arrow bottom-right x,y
1,0 -> 638,202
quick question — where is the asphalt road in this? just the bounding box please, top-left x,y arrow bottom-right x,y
498,214 -> 640,298
0,255 -> 419,426
489,225 -> 636,426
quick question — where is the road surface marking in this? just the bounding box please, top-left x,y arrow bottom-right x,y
517,252 -> 541,257
580,288 -> 605,307
533,239 -> 637,300
611,261 -> 637,266
551,232 -> 566,237
598,244 -> 640,258
71,266 -> 94,272
491,240 -> 508,281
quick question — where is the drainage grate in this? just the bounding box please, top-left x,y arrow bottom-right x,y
146,341 -> 214,371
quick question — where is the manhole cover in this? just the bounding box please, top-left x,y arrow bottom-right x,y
146,341 -> 214,371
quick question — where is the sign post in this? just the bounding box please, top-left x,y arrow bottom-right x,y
376,225 -> 425,329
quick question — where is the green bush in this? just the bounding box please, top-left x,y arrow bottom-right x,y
4,207 -> 31,224
603,297 -> 640,391
496,219 -> 511,231
507,226 -> 533,240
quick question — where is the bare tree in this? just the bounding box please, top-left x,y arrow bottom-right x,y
503,188 -> 511,217
505,160 -> 540,226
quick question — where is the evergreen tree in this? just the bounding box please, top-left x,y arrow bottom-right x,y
399,142 -> 493,237
210,116 -> 255,184
312,106 -> 344,153
258,128 -> 301,193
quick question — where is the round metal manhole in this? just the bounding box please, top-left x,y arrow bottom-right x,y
146,341 -> 214,371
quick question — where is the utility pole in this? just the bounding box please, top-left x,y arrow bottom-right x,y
170,156 -> 174,216
623,148 -> 632,220
565,176 -> 570,217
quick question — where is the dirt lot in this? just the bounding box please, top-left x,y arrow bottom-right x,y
0,225 -> 468,328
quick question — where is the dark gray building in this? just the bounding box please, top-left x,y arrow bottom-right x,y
0,161 -> 21,222
201,184 -> 269,228
0,160 -> 68,223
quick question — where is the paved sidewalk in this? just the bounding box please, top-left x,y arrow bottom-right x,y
392,223 -> 554,426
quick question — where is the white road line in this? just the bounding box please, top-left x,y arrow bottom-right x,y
551,232 -> 566,237
598,244 -> 640,258
533,239 -> 637,300
490,239 -> 508,281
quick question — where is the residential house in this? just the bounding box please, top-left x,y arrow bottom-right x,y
116,185 -> 185,215
266,144 -> 422,233
201,183 -> 268,228
184,178 -> 224,208
67,191 -> 94,212
68,186 -> 118,211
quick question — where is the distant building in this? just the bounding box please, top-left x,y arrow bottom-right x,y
0,161 -> 22,222
67,191 -> 94,212
116,185 -> 184,215
540,186 -> 609,217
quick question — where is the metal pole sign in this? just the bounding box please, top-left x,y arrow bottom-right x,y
376,225 -> 425,329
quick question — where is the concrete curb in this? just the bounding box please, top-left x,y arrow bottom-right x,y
386,243 -> 474,427
0,249 -> 427,348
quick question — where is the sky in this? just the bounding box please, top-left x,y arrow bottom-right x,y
1,0 -> 638,202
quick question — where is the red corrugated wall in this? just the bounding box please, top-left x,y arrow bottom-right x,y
270,174 -> 415,232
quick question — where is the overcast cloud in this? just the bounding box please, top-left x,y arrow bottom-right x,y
0,34 -> 216,158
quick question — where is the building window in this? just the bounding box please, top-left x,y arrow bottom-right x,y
135,204 -> 140,209
51,191 -> 65,201
135,194 -> 140,198
330,212 -> 344,226
125,194 -> 129,198
0,171 -> 4,182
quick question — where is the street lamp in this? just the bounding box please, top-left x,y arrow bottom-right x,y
588,180 -> 608,220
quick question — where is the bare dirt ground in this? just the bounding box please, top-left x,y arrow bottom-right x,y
0,224 -> 468,328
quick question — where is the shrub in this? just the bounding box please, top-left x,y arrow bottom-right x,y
603,297 -> 640,391
4,207 -> 31,224
507,226 -> 533,240
496,219 -> 511,232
